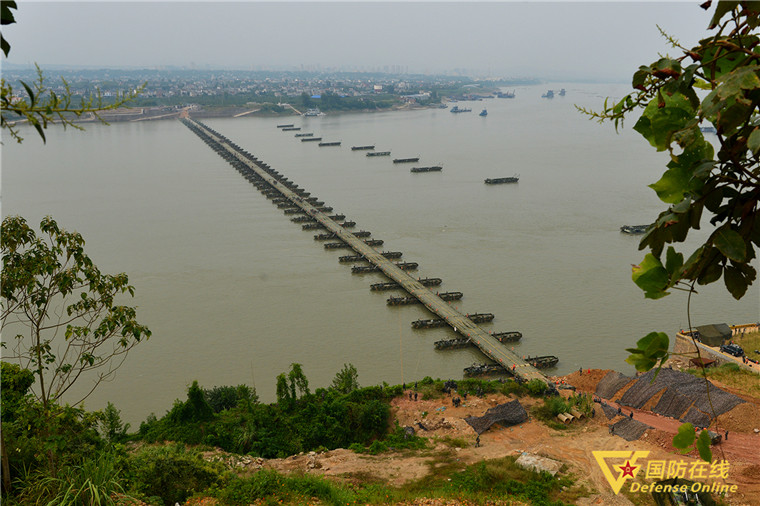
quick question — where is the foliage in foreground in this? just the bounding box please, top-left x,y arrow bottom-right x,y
210,456 -> 574,506
583,1 -> 760,463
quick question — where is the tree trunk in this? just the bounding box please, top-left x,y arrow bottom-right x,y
1,427 -> 11,494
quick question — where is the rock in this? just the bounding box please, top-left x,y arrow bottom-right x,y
754,428 -> 759,433
515,452 -> 563,476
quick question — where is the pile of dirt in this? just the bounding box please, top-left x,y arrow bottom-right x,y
716,402 -> 760,432
561,369 -> 612,392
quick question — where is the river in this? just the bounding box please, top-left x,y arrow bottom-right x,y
3,83 -> 757,425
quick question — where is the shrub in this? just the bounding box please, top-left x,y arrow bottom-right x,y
526,379 -> 548,396
125,443 -> 224,505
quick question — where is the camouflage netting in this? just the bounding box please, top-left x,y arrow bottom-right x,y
601,403 -> 620,420
616,369 -> 744,419
652,387 -> 694,419
619,383 -> 665,409
680,407 -> 713,428
610,418 -> 652,442
595,371 -> 633,399
464,399 -> 528,435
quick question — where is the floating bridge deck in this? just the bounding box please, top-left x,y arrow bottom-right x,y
182,118 -> 550,386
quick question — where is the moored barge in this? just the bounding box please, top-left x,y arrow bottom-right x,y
464,363 -> 506,377
485,176 -> 519,184
524,355 -> 559,369
370,277 -> 442,291
411,166 -> 442,173
393,157 -> 420,164
367,151 -> 391,157
351,145 -> 375,151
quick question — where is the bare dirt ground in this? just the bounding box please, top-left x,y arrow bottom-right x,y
211,369 -> 760,505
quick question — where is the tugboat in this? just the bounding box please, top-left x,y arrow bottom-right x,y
558,88 -> 566,96
479,109 -> 488,116
542,90 -> 554,99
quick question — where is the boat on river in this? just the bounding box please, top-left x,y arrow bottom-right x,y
367,151 -> 391,157
484,176 -> 519,184
620,225 -> 649,234
464,363 -> 506,376
411,166 -> 442,173
524,355 -> 559,369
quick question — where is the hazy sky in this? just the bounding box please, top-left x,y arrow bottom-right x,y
4,1 -> 714,80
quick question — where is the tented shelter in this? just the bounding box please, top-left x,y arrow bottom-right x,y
464,399 -> 528,434
695,323 -> 732,347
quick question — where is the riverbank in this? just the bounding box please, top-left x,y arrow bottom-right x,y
68,100 -> 443,124
181,367 -> 760,505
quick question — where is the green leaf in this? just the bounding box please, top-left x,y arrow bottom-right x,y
633,93 -> 695,152
709,1 -> 737,29
665,247 -> 684,276
0,34 -> 9,58
632,254 -> 670,298
625,332 -> 669,372
673,423 -> 696,453
724,265 -> 749,299
748,128 -> 760,155
713,227 -> 746,262
697,430 -> 713,462
20,80 -> 35,105
698,259 -> 723,285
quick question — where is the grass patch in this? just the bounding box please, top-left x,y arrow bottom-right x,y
208,454 -> 580,505
684,362 -> 760,396
349,425 -> 428,455
437,435 -> 471,449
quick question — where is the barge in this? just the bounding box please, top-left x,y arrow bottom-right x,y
370,277 -> 442,291
387,291 -> 462,305
464,363 -> 506,376
351,145 -> 375,151
393,157 -> 420,164
524,355 -> 559,369
367,151 -> 391,157
411,166 -> 442,173
485,176 -> 519,184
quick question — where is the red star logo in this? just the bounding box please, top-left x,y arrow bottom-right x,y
619,460 -> 638,478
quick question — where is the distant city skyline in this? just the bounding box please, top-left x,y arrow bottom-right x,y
4,2 -> 712,81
